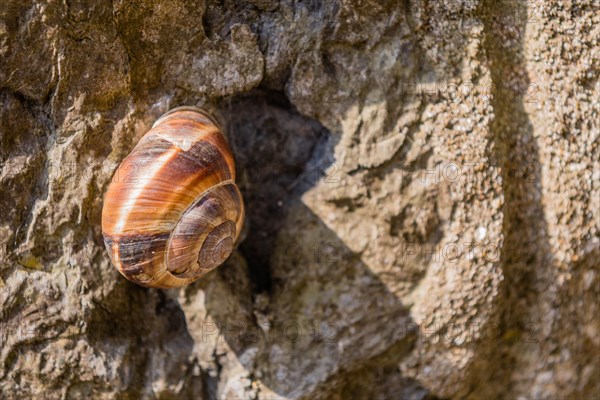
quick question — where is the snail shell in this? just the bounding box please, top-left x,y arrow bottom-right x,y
101,107 -> 244,288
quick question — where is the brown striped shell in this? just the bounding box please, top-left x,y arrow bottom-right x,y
101,107 -> 245,288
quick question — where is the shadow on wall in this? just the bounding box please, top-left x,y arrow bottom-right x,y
464,0 -> 554,397
192,90 -> 437,398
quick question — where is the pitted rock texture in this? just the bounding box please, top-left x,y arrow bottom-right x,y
0,1 -> 598,399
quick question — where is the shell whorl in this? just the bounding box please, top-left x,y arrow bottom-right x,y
101,107 -> 244,288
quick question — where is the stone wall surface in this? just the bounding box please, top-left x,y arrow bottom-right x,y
0,0 -> 598,399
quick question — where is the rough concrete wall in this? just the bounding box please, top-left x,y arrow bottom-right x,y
0,0 -> 598,399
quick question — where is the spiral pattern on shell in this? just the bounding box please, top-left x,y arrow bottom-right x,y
101,107 -> 245,288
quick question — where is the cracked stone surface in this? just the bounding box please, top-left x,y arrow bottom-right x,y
0,0 -> 598,399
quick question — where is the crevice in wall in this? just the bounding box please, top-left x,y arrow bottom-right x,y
219,89 -> 330,295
